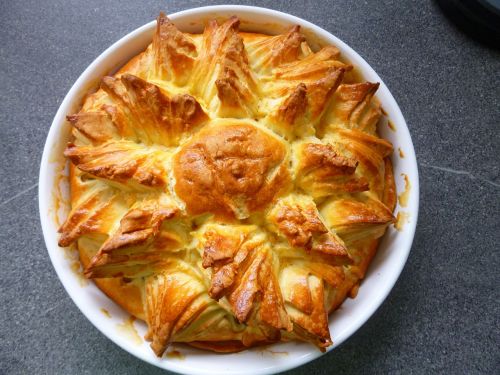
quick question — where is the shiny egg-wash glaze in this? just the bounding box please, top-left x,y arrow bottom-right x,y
58,12 -> 396,357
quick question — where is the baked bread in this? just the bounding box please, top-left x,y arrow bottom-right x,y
58,12 -> 396,356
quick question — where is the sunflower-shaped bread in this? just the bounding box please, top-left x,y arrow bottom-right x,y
59,12 -> 396,356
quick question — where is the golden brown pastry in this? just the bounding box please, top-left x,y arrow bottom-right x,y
58,12 -> 396,357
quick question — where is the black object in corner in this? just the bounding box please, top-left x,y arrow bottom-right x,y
436,0 -> 500,48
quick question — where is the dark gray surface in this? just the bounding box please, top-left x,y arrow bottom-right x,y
0,0 -> 499,374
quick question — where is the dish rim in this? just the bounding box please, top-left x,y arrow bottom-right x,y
39,5 -> 420,375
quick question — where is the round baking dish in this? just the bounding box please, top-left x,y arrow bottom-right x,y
39,5 -> 419,375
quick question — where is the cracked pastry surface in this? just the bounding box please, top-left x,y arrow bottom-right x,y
59,12 -> 396,357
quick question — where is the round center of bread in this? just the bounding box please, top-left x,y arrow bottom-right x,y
173,123 -> 290,219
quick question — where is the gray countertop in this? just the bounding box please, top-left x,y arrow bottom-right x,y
1,0 -> 499,374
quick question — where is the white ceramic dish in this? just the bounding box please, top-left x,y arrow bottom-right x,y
39,5 -> 419,375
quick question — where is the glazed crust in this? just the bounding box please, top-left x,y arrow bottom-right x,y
59,12 -> 396,356
173,122 -> 291,219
